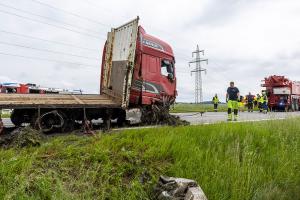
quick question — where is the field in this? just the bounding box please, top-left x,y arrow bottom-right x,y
0,113 -> 10,118
0,119 -> 300,200
171,103 -> 228,113
1,109 -> 12,119
171,103 -> 259,113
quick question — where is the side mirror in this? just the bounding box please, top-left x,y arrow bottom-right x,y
168,74 -> 174,81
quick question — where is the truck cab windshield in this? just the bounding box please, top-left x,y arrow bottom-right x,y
161,59 -> 174,80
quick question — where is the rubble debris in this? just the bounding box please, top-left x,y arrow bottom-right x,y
0,126 -> 43,148
153,176 -> 208,200
141,105 -> 190,126
165,115 -> 190,126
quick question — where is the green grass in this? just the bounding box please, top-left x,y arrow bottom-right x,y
170,103 -> 228,113
0,119 -> 300,200
170,103 -> 259,113
1,113 -> 10,118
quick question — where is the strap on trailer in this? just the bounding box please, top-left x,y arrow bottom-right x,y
83,107 -> 95,135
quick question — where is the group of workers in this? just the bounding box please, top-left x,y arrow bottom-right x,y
212,81 -> 269,121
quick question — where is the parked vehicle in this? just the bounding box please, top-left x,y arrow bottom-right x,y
262,75 -> 300,111
0,17 -> 177,132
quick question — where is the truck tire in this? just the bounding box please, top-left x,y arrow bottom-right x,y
10,109 -> 23,127
38,110 -> 65,133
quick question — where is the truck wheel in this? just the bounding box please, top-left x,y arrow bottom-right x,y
10,109 -> 23,127
117,110 -> 126,127
38,110 -> 64,133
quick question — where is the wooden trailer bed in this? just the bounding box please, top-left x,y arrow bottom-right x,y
0,93 -> 121,109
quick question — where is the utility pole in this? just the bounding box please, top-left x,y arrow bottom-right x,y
189,45 -> 208,104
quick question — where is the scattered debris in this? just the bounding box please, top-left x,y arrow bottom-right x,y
0,126 -> 43,148
165,115 -> 190,126
141,105 -> 190,126
139,171 -> 152,184
153,176 -> 208,200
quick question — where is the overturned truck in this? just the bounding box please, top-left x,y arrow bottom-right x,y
0,17 -> 178,133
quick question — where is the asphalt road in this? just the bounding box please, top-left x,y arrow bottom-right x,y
2,111 -> 300,128
175,111 -> 300,125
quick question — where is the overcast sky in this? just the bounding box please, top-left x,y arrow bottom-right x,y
0,0 -> 300,102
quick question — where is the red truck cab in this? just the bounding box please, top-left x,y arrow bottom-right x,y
130,26 -> 176,106
100,21 -> 177,109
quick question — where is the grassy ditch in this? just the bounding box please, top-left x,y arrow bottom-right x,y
0,119 -> 299,199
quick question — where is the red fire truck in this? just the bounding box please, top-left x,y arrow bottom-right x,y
262,75 -> 300,111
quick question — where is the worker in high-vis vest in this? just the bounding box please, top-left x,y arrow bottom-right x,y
246,92 -> 254,112
262,93 -> 268,114
258,94 -> 264,113
238,96 -> 245,112
212,94 -> 220,112
226,81 -> 240,121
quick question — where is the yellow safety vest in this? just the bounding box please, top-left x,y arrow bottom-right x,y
213,97 -> 219,104
263,95 -> 268,103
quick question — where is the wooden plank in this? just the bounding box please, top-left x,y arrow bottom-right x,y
71,95 -> 84,104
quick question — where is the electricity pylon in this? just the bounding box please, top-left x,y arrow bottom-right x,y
189,45 -> 208,103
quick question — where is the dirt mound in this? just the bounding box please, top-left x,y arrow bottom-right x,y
141,106 -> 190,126
0,127 -> 43,148
164,114 -> 190,126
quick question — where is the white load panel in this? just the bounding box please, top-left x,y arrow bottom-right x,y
112,21 -> 138,62
273,87 -> 291,95
102,17 -> 139,108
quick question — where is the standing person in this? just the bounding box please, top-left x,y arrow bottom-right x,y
262,92 -> 268,114
212,94 -> 219,112
239,96 -> 245,112
258,94 -> 264,113
253,95 -> 258,108
256,94 -> 262,112
246,92 -> 254,112
226,81 -> 240,121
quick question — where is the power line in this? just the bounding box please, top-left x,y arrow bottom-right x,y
0,2 -> 104,35
28,0 -> 110,27
82,0 -> 111,14
82,0 -> 130,19
0,40 -> 99,60
0,29 -> 100,52
0,51 -> 98,68
0,9 -> 103,39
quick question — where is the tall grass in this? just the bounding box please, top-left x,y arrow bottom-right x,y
0,119 -> 299,199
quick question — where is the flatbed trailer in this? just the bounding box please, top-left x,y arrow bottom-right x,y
0,93 -> 123,133
0,18 -> 139,133
0,94 -> 120,109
